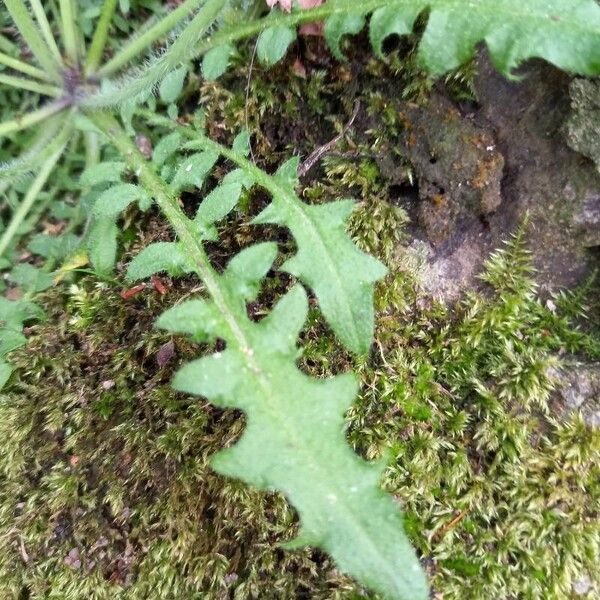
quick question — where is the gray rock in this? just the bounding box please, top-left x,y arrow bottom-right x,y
551,362 -> 600,428
566,79 -> 600,174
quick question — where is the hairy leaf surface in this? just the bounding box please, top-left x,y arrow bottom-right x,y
207,0 -> 600,78
180,137 -> 387,354
158,277 -> 428,600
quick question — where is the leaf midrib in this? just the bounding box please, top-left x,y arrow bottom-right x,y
94,113 -> 413,598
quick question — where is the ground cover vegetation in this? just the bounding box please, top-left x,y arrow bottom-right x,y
0,0 -> 599,598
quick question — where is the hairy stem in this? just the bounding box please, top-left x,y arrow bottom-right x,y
0,73 -> 62,97
0,100 -> 69,138
3,0 -> 63,81
59,0 -> 80,64
85,0 -> 119,75
82,0 -> 226,108
29,0 -> 63,64
0,144 -> 66,258
97,0 -> 208,77
0,114 -> 68,181
0,51 -> 51,82
90,109 -> 250,347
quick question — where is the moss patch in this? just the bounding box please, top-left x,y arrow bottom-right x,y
1,207 -> 599,599
2,32 -> 599,600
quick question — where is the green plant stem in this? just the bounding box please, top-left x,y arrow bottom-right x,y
0,100 -> 69,138
0,52 -> 50,82
85,0 -> 119,75
0,73 -> 62,97
59,0 -> 80,64
0,145 -> 66,258
3,0 -> 63,82
82,0 -> 226,108
89,111 -> 296,427
90,110 -> 249,346
29,0 -> 63,64
97,0 -> 208,77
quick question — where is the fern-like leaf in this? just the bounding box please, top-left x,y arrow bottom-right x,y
94,112 -> 428,600
180,136 -> 387,354
201,0 -> 600,78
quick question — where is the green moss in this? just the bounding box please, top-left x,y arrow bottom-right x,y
1,39 -> 598,600
1,209 -> 598,600
0,282 -> 356,599
346,226 -> 600,600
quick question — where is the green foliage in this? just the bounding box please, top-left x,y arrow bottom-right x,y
210,0 -> 600,79
0,295 -> 44,388
2,0 -> 600,597
251,160 -> 387,354
0,222 -> 598,600
92,113 -> 427,599
189,136 -> 387,353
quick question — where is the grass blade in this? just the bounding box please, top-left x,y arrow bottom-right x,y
3,0 -> 62,81
0,142 -> 67,258
0,100 -> 69,138
58,0 -> 80,64
0,51 -> 50,81
0,73 -> 62,97
85,0 -> 119,75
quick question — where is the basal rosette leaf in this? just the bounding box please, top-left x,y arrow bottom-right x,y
206,0 -> 600,78
254,193 -> 387,354
96,111 -> 428,600
327,0 -> 600,76
158,280 -> 428,600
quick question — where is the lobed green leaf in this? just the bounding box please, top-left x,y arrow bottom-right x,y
80,161 -> 127,187
126,241 -> 195,281
202,44 -> 235,80
160,281 -> 428,600
92,183 -> 152,219
87,216 -> 119,276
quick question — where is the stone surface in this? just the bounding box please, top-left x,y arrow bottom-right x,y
548,361 -> 600,428
387,56 -> 600,301
395,94 -> 504,247
566,78 -> 600,175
